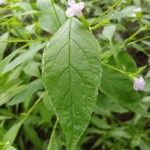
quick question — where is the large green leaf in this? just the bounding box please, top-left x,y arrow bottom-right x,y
37,0 -> 66,34
42,18 -> 101,150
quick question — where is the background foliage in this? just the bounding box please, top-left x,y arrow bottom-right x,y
0,0 -> 150,150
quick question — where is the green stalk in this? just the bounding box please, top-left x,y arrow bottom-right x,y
21,94 -> 43,123
90,18 -> 110,31
79,15 -> 90,29
47,118 -> 58,150
120,26 -> 147,49
101,62 -> 128,76
91,0 -> 121,25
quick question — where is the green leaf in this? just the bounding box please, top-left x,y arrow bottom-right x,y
120,6 -> 141,18
115,51 -> 137,72
95,93 -> 128,117
37,0 -> 66,34
43,92 -> 54,113
24,126 -> 42,149
139,140 -> 150,150
47,133 -> 59,150
23,62 -> 40,77
0,82 -> 26,106
144,78 -> 150,92
91,116 -> 111,129
100,64 -> 148,116
0,47 -> 25,73
19,2 -> 32,11
6,145 -> 17,150
102,24 -> 116,41
7,79 -> 43,106
110,128 -> 131,139
2,43 -> 46,74
3,122 -> 22,145
131,135 -> 141,147
0,142 -> 17,150
42,18 -> 101,150
0,32 -> 9,60
0,127 -> 5,139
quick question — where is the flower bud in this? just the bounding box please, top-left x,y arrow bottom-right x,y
133,76 -> 145,91
66,0 -> 85,17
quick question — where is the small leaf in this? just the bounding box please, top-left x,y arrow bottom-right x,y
0,32 -> 9,60
144,78 -> 150,92
3,122 -> 22,145
91,117 -> 111,129
37,0 -> 66,34
141,96 -> 150,104
24,126 -> 42,149
7,79 -> 43,106
102,25 -> 116,41
42,18 -> 101,149
139,140 -> 150,150
0,47 -> 24,73
0,142 -> 17,150
120,6 -> 141,18
2,43 -> 46,74
19,2 -> 32,11
43,92 -> 54,113
110,128 -> 131,139
23,62 -> 40,77
6,145 -> 17,150
115,51 -> 137,72
0,127 -> 5,139
131,135 -> 141,147
0,83 -> 26,106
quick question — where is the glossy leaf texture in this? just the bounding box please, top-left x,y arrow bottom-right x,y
37,0 -> 66,34
42,18 -> 101,150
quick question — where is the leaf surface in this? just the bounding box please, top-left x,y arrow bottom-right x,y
3,122 -> 22,144
0,32 -> 9,60
42,18 -> 101,149
102,25 -> 116,41
100,64 -> 149,116
2,43 -> 45,74
37,0 -> 66,34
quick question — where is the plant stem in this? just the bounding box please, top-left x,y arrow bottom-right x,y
120,26 -> 147,49
79,16 -> 90,29
91,0 -> 121,25
101,62 -> 128,75
90,18 -> 110,31
21,94 -> 43,123
47,117 -> 58,150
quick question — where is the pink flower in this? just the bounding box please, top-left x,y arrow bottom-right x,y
133,76 -> 145,91
66,0 -> 85,17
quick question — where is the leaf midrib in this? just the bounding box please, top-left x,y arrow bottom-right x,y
68,18 -> 74,149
